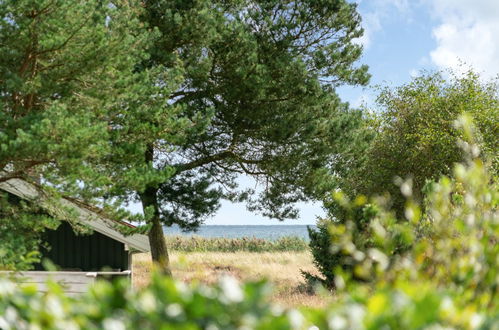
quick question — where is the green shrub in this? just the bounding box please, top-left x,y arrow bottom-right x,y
340,71 -> 499,215
307,114 -> 498,325
0,274 -> 326,329
302,220 -> 339,287
304,199 -> 411,288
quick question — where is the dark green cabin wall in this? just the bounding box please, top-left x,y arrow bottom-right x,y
35,221 -> 129,271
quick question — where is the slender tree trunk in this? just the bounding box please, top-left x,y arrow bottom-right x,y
140,144 -> 172,276
140,187 -> 172,276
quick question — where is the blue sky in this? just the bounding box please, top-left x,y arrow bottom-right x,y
206,0 -> 499,225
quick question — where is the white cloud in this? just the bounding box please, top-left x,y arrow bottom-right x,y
377,0 -> 411,14
409,68 -> 420,78
428,0 -> 499,78
356,11 -> 382,48
355,0 -> 413,49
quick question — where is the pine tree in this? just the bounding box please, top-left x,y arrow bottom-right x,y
103,0 -> 370,274
0,0 -> 159,266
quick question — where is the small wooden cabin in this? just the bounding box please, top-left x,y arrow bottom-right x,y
0,177 -> 150,294
35,221 -> 133,272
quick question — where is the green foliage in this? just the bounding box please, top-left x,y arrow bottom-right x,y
2,271 -> 496,329
1,0 -> 372,272
0,0 -> 152,193
306,192 -> 416,288
0,194 -> 59,270
0,0 -> 161,269
340,71 -> 499,214
105,0 -> 370,231
70,0 -> 374,271
308,115 -> 498,327
0,274 -> 318,329
165,235 -> 308,253
302,220 -> 340,287
6,128 -> 493,327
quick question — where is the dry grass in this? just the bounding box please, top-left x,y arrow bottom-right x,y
133,251 -> 330,308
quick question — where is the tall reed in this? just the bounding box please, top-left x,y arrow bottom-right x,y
164,235 -> 308,252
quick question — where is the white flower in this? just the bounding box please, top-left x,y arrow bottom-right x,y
329,315 -> 347,329
46,295 -> 64,319
206,323 -> 219,330
139,291 -> 157,313
219,276 -> 243,303
0,280 -> 15,296
470,314 -> 484,328
368,248 -> 389,270
165,303 -> 182,318
440,297 -> 454,314
103,318 -> 126,330
287,309 -> 304,329
270,305 -> 284,316
346,304 -> 366,329
401,180 -> 413,197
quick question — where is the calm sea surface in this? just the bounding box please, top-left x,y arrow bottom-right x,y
164,225 -> 315,241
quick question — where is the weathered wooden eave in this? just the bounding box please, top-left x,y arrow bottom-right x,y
0,177 -> 150,253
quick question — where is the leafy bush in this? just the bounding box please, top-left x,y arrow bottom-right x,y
340,71 -> 499,214
165,235 -> 308,253
307,115 -> 498,326
0,274 -> 325,329
302,220 -> 335,286
303,203 -> 385,288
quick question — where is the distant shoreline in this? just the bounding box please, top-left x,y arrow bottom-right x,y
163,224 -> 316,241
187,224 -> 316,226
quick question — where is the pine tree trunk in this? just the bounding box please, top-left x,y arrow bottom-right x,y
140,186 -> 172,276
148,213 -> 172,276
140,143 -> 172,276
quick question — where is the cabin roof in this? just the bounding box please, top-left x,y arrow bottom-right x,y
0,178 -> 150,253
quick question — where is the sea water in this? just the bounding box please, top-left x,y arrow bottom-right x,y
163,225 -> 315,241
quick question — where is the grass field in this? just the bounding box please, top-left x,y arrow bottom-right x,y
133,251 -> 330,308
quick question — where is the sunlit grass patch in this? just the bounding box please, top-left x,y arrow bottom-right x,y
133,251 -> 328,308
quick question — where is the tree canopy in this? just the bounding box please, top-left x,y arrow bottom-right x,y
0,0 -> 152,189
97,0 -> 370,272
0,0 -> 155,266
336,71 -> 499,213
1,0 -> 370,273
142,0 -> 370,221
